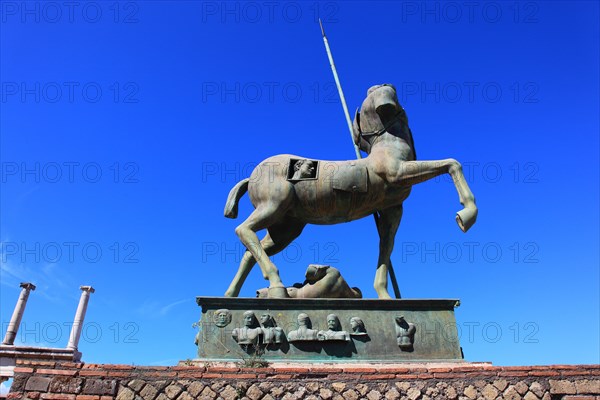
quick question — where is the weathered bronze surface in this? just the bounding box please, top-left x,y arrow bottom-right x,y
195,297 -> 463,363
223,84 -> 477,299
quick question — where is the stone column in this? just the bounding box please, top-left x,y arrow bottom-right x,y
2,282 -> 36,345
66,286 -> 95,351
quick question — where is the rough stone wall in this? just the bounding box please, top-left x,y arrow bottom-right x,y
6,360 -> 599,400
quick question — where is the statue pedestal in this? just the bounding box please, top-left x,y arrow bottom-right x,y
195,297 -> 463,363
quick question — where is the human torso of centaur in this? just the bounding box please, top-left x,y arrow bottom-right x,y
246,136 -> 415,225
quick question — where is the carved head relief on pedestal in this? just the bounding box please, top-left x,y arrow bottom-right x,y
232,310 -> 262,347
318,314 -> 350,342
350,317 -> 367,335
288,313 -> 319,342
214,309 -> 232,328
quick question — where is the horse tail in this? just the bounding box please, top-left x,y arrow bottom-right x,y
224,178 -> 250,219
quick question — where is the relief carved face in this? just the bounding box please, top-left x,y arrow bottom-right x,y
260,313 -> 273,326
214,309 -> 232,328
327,314 -> 340,331
292,159 -> 316,180
299,161 -> 315,178
297,313 -> 309,326
350,317 -> 365,332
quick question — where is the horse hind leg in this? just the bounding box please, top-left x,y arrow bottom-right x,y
224,233 -> 271,298
225,219 -> 306,297
232,205 -> 295,298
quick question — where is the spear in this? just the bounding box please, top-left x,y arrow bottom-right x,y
319,20 -> 361,160
319,19 -> 402,299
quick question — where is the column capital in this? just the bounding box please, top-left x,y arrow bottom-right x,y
19,282 -> 36,291
79,286 -> 95,293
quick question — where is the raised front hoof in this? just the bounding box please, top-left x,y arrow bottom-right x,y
267,286 -> 290,299
456,207 -> 478,232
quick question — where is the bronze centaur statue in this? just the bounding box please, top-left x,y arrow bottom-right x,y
223,84 -> 477,299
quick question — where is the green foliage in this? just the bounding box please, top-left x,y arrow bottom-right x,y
235,344 -> 270,368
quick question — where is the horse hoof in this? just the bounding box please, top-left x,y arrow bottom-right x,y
456,207 -> 477,232
376,291 -> 393,300
268,286 -> 290,299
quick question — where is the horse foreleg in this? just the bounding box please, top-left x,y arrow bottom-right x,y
396,159 -> 477,232
374,206 -> 404,299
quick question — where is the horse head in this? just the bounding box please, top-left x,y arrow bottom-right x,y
353,84 -> 409,154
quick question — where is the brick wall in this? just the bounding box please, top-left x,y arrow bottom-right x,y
6,360 -> 599,400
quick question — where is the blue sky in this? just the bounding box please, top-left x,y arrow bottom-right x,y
1,1 -> 598,369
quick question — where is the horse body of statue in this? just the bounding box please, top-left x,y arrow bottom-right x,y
240,154 -> 409,225
223,84 -> 477,299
